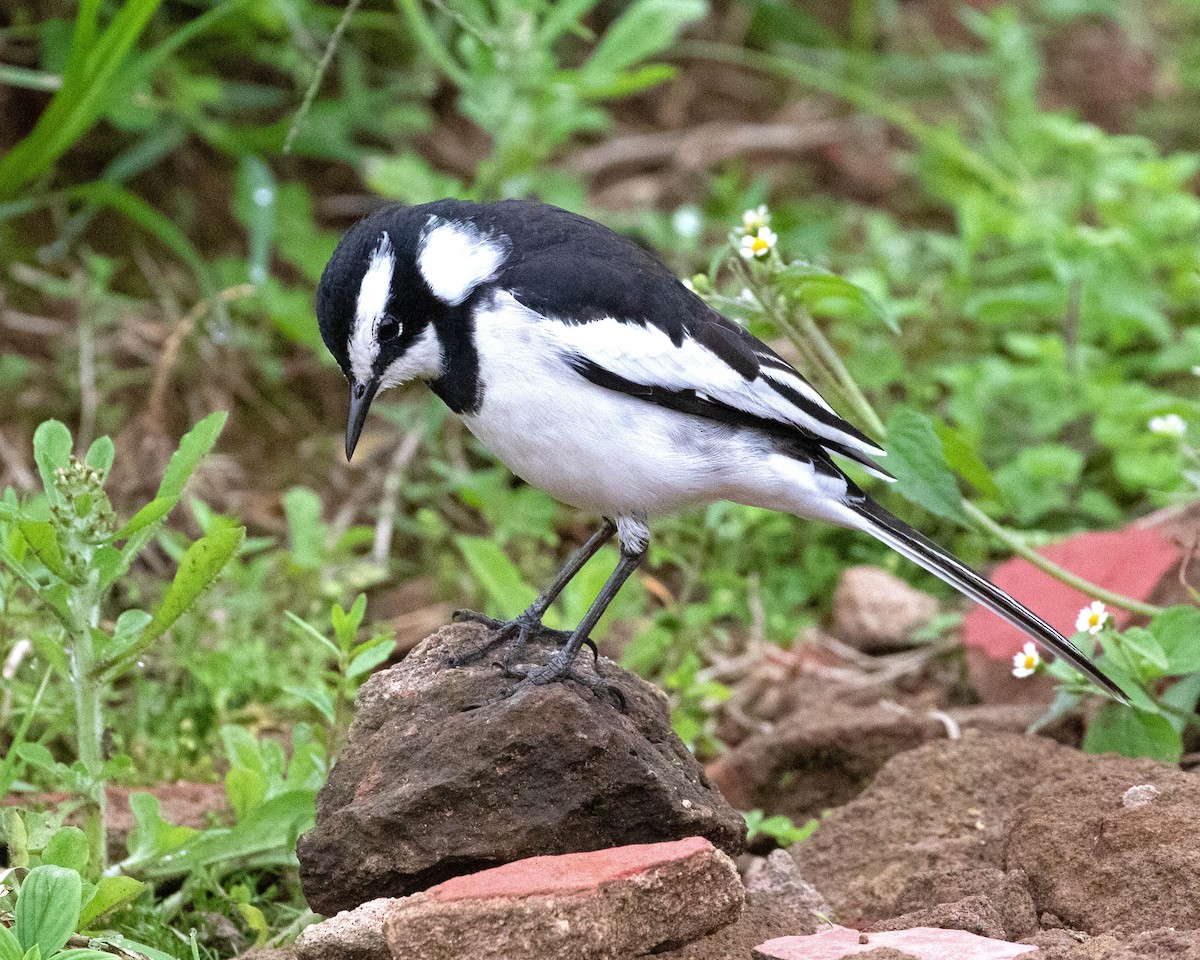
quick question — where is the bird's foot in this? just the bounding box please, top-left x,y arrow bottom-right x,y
446,609 -> 580,668
501,648 -> 626,712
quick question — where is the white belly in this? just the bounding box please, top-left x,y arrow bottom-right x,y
462,295 -> 857,526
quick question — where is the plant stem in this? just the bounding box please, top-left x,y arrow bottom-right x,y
748,254 -> 1167,618
961,502 -> 1164,617
69,575 -> 107,876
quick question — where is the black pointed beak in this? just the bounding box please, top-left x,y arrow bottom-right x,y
345,379 -> 379,461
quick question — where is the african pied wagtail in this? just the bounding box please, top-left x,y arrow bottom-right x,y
317,198 -> 1125,701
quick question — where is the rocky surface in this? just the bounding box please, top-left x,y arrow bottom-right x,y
829,565 -> 939,652
295,898 -> 392,960
792,731 -> 1200,940
709,701 -> 1048,821
298,623 -> 745,915
383,837 -> 743,960
752,926 -> 1037,959
1029,928 -> 1200,959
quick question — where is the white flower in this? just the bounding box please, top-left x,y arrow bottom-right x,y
1192,365 -> 1200,377
1012,642 -> 1041,678
739,227 -> 777,260
741,204 -> 770,233
1149,413 -> 1188,438
1075,600 -> 1109,635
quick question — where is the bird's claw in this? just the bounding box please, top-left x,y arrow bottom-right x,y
501,650 -> 626,712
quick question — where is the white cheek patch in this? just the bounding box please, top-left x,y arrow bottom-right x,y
349,233 -> 396,383
378,325 -> 444,389
418,217 -> 509,306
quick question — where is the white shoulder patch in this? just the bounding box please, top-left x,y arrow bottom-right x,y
418,217 -> 509,306
349,232 -> 395,383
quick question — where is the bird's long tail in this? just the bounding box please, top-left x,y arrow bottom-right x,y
851,497 -> 1128,704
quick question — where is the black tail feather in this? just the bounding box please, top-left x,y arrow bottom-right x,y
852,498 -> 1128,704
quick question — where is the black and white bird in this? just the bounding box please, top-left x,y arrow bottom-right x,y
317,198 -> 1124,701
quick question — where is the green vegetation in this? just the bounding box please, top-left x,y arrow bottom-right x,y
1,0 -> 1198,953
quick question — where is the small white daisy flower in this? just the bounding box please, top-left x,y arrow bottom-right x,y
739,227 -> 777,260
1012,642 -> 1040,678
1075,600 -> 1109,635
741,205 -> 770,233
1149,413 -> 1188,438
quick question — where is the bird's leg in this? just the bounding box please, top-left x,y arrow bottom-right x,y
448,519 -> 617,666
511,535 -> 647,689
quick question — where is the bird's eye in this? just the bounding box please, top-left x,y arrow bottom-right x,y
378,316 -> 400,341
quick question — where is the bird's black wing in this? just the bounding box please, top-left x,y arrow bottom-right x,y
491,208 -> 891,478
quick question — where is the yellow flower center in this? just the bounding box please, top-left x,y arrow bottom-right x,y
1022,655 -> 1037,669
1088,613 -> 1101,627
750,237 -> 769,254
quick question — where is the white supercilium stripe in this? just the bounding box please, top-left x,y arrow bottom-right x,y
349,233 -> 395,383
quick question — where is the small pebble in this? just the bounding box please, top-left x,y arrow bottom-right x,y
1122,784 -> 1160,809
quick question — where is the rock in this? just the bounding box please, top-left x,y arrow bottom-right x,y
653,902 -> 814,960
792,732 -> 1068,926
298,623 -> 745,915
743,849 -> 830,931
1006,750 -> 1200,935
869,896 -> 1007,940
1059,929 -> 1200,959
294,898 -> 394,960
830,566 -> 939,652
961,526 -> 1179,704
382,837 -> 743,960
752,926 -> 1038,959
710,701 -> 1049,821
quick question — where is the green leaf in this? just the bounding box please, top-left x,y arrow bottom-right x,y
284,611 -> 340,658
347,637 -> 396,680
0,925 -> 22,960
41,826 -> 88,874
285,685 -> 335,725
224,766 -> 267,822
15,865 -> 80,957
122,793 -> 197,869
1083,705 -> 1183,764
95,609 -> 151,667
455,536 -> 537,618
582,0 -> 706,82
83,437 -> 114,477
283,487 -> 324,570
777,264 -> 892,329
1151,606 -> 1200,674
933,420 -> 1003,501
331,593 -> 366,648
32,421 -> 72,503
883,407 -> 969,525
78,876 -> 144,928
17,520 -> 77,583
115,496 -> 179,539
1119,627 -> 1169,675
155,412 -> 227,501
135,526 -> 244,653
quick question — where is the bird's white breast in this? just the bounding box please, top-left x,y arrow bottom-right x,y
462,294 -> 854,525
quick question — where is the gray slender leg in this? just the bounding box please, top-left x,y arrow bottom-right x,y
449,519 -> 617,665
521,542 -> 647,686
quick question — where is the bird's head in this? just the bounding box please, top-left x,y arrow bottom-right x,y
317,202 -> 511,459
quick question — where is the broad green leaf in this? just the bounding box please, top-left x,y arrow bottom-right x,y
136,526 -> 244,652
1151,606 -> 1200,674
235,155 -> 276,286
78,876 -> 144,928
933,420 -> 1004,501
777,264 -> 892,329
41,826 -> 88,874
91,545 -> 123,590
155,412 -> 227,501
95,609 -> 151,668
883,407 -> 969,525
32,421 -> 72,503
115,495 -> 179,539
1161,673 -> 1200,732
15,865 -> 80,957
1083,705 -> 1183,764
1119,627 -> 1169,675
17,520 -> 77,583
347,637 -> 396,680
580,64 -> 677,99
283,487 -> 324,570
122,793 -> 197,868
456,536 -> 537,618
582,0 -> 705,81
0,925 -> 21,960
83,436 -> 114,476
225,766 -> 267,822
